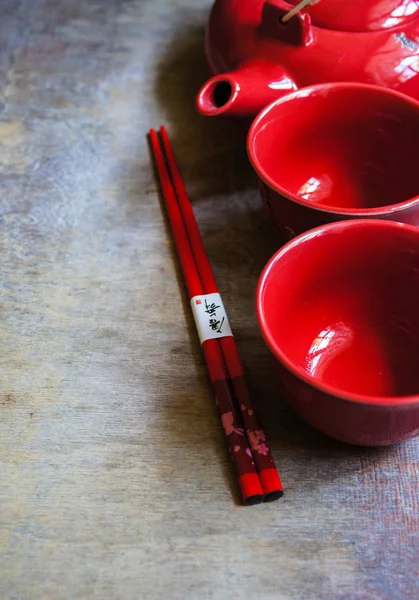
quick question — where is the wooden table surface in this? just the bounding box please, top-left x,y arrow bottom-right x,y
1,2 -> 418,598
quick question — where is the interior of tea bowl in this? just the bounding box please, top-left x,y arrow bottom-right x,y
247,83 -> 419,217
256,219 -> 419,446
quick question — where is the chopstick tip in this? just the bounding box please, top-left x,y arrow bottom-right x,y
244,494 -> 265,506
259,468 -> 284,501
263,490 -> 284,503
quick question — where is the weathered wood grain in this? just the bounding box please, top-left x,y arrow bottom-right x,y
0,1 -> 418,599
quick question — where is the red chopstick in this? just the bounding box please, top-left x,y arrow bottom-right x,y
158,126 -> 283,501
149,128 -> 264,505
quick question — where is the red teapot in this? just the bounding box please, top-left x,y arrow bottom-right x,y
196,0 -> 419,120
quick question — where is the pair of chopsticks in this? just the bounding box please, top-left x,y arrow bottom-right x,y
149,126 -> 283,505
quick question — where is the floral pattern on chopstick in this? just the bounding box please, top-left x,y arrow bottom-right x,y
221,411 -> 244,436
248,430 -> 269,456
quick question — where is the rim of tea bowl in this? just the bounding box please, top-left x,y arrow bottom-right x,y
256,219 -> 419,409
247,82 -> 419,217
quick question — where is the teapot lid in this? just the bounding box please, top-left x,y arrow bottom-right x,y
287,0 -> 419,32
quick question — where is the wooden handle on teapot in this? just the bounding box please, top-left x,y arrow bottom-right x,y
281,0 -> 321,24
258,1 -> 313,47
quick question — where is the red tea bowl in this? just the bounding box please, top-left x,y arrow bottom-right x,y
247,83 -> 419,243
256,219 -> 419,446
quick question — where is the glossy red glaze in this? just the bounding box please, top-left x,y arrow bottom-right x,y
196,0 -> 419,120
256,219 -> 419,446
247,83 -> 419,241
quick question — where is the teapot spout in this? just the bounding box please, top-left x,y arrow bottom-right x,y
196,61 -> 297,119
